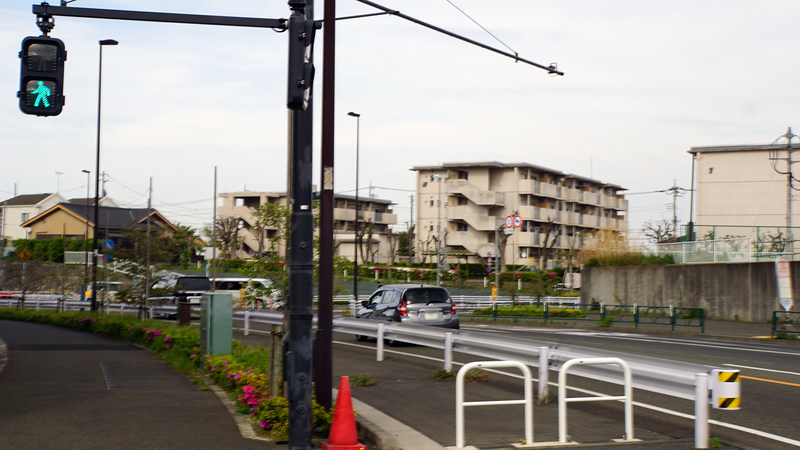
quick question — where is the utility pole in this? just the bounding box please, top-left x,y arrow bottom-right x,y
768,128 -> 800,256
144,177 -> 152,317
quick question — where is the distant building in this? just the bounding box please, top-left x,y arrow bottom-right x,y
688,139 -> 800,244
412,162 -> 628,268
217,191 -> 397,262
1,194 -> 120,241
20,203 -> 176,248
1,193 -> 67,240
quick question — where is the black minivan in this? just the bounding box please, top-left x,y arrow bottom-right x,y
355,284 -> 459,342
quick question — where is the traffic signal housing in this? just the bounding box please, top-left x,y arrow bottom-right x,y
287,14 -> 315,110
19,36 -> 66,116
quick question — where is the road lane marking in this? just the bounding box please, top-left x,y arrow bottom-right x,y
591,334 -> 800,357
333,339 -> 800,447
723,363 -> 800,377
740,375 -> 800,387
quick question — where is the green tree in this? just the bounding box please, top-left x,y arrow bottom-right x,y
109,226 -> 172,317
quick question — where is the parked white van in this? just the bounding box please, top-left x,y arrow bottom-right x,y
213,278 -> 283,310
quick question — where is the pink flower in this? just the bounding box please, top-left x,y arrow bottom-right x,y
190,354 -> 195,359
211,366 -> 217,371
165,344 -> 170,348
234,373 -> 241,379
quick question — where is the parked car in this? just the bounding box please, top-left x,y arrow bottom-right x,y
214,278 -> 283,310
0,285 -> 15,299
151,276 -> 212,305
354,284 -> 459,344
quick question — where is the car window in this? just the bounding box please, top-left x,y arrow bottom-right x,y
380,290 -> 397,304
367,291 -> 383,305
176,277 -> 211,290
404,288 -> 449,304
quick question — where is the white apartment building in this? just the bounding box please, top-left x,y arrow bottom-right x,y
217,191 -> 397,263
688,138 -> 800,242
412,162 -> 628,268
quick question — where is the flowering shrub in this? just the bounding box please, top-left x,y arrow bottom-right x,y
206,353 -> 331,441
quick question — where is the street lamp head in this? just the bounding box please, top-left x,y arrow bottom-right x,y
99,39 -> 119,46
82,169 -> 90,174
347,112 -> 360,117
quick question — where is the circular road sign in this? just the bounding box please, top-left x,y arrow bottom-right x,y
505,215 -> 514,228
513,215 -> 522,228
102,239 -> 114,250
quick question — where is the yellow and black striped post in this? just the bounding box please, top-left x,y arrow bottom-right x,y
711,369 -> 741,410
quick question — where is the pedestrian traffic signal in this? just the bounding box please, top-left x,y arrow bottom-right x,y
18,36 -> 66,116
287,14 -> 315,110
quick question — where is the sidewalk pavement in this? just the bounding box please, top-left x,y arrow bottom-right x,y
1,317 -> 794,450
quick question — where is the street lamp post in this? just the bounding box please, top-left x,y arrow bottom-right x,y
82,169 -> 90,282
348,112 -> 360,302
91,39 -> 118,312
432,174 -> 442,286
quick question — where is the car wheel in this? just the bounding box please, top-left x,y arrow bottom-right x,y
355,334 -> 367,342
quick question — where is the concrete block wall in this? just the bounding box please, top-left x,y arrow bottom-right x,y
581,261 -> 799,323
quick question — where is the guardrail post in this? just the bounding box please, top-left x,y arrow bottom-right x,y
376,323 -> 384,362
670,306 -> 675,331
444,332 -> 453,371
701,308 -> 705,334
244,310 -> 251,336
634,304 -> 638,329
601,303 -> 605,321
36,300 -> 41,310
544,303 -> 548,324
695,373 -> 709,449
493,302 -> 497,321
518,279 -> 522,290
538,346 -> 549,404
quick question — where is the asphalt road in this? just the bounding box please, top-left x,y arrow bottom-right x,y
230,317 -> 799,449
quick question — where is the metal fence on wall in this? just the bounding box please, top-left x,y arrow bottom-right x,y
653,238 -> 752,264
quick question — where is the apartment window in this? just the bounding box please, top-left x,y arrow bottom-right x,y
430,225 -> 434,231
430,200 -> 434,207
20,212 -> 29,224
456,223 -> 468,232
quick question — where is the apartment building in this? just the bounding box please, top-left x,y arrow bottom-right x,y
688,138 -> 800,242
217,191 -> 397,262
412,162 -> 628,268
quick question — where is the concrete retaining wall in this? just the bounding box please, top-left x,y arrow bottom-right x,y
581,261 -> 800,323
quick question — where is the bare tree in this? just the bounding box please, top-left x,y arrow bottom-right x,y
385,231 -> 400,265
538,216 -> 559,271
643,219 -> 676,244
216,217 -> 241,257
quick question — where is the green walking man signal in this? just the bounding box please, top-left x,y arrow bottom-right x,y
18,36 -> 66,116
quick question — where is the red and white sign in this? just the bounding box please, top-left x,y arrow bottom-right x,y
513,215 -> 522,228
504,215 -> 514,228
776,257 -> 793,311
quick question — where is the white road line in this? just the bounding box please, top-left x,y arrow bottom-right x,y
588,334 -> 800,357
333,339 -> 800,447
723,363 -> 800,377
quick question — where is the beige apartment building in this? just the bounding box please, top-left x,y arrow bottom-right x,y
412,162 -> 628,268
217,191 -> 397,262
688,138 -> 800,242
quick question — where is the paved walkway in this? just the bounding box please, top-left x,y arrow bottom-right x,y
0,320 -> 277,450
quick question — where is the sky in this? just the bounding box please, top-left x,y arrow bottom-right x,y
2,0 -> 799,241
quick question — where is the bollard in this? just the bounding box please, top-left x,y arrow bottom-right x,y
376,323 -> 384,362
538,346 -> 549,404
483,277 -> 487,287
244,310 -> 251,336
444,333 -> 453,371
695,373 -> 709,449
518,279 -> 522,290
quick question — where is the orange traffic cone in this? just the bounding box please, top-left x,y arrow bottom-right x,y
321,376 -> 366,450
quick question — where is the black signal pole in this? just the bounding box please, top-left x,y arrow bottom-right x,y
314,0 -> 336,410
287,0 -> 315,447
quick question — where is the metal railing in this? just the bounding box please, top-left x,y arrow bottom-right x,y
771,311 -> 800,338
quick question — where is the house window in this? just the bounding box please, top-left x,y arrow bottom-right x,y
430,200 -> 434,207
430,225 -> 434,231
21,212 -> 29,224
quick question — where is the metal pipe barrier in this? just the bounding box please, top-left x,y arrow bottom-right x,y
455,361 -> 533,448
558,358 -> 635,444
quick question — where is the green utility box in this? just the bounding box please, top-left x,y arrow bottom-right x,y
200,293 -> 232,356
